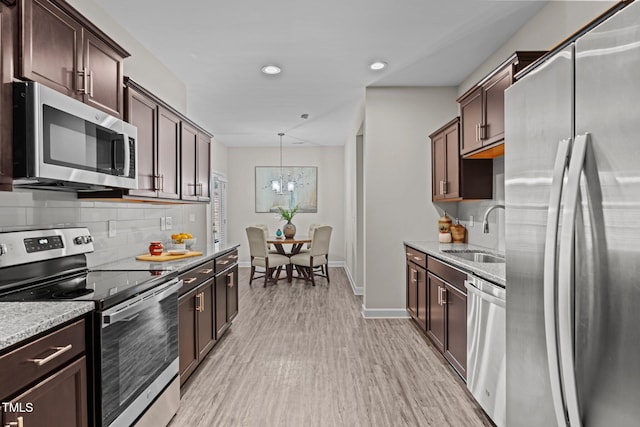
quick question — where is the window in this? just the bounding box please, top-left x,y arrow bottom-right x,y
211,173 -> 227,250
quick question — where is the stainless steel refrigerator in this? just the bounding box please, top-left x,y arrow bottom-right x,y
504,2 -> 640,426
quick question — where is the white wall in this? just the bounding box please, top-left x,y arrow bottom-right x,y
66,0 -> 187,112
459,1 -> 616,96
227,146 -> 345,264
362,87 -> 458,315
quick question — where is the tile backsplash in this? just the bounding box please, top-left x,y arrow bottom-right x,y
436,156 -> 505,253
0,189 -> 207,267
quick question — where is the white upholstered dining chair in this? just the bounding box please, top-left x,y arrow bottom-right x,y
246,226 -> 290,287
290,225 -> 332,286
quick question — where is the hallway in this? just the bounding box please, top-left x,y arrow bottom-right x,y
170,267 -> 489,426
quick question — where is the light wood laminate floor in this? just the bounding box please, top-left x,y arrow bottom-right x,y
170,267 -> 490,427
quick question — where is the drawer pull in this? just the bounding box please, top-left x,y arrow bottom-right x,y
229,255 -> 238,259
183,277 -> 197,284
199,268 -> 213,274
227,271 -> 235,288
5,416 -> 24,427
413,256 -> 422,261
28,344 -> 72,366
218,260 -> 230,265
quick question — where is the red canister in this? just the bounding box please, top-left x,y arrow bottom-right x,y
149,241 -> 163,256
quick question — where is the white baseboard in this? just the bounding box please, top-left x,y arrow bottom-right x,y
342,263 -> 363,296
361,304 -> 411,319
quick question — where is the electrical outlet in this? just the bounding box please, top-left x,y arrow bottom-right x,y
108,220 -> 116,237
165,216 -> 173,230
469,215 -> 474,227
189,214 -> 196,222
160,217 -> 166,231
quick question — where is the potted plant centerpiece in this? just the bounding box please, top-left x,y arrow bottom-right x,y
278,204 -> 300,239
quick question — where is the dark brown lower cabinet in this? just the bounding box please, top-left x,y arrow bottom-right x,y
0,318 -> 89,426
2,357 -> 87,427
426,272 -> 446,352
178,249 -> 239,385
178,277 -> 216,385
405,245 -> 468,381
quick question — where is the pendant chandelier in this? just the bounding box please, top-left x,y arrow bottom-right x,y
272,132 -> 295,193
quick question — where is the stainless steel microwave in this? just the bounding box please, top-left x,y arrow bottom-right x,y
12,82 -> 138,190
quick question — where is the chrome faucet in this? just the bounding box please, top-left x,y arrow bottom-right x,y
482,204 -> 505,234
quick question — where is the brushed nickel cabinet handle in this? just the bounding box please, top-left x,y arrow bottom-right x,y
77,68 -> 88,94
229,255 -> 238,259
200,292 -> 205,312
199,268 -> 213,274
88,70 -> 94,97
5,416 -> 24,427
413,256 -> 421,262
28,344 -> 72,366
218,260 -> 230,265
440,287 -> 447,305
183,277 -> 197,284
227,271 -> 235,288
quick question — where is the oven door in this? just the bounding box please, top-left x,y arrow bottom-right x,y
99,279 -> 180,427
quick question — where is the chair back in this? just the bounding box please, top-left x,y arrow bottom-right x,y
255,224 -> 270,239
310,225 -> 332,257
246,226 -> 268,258
307,223 -> 319,249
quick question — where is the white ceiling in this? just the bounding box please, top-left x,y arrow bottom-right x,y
94,0 -> 547,147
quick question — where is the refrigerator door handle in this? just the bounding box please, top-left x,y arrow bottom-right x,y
543,138 -> 572,427
558,133 -> 590,427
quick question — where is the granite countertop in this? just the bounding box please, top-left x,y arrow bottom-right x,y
0,301 -> 94,352
92,243 -> 241,273
404,241 -> 505,287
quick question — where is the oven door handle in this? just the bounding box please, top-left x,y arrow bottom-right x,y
102,279 -> 182,328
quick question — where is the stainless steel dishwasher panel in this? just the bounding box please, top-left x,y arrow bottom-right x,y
465,275 -> 506,427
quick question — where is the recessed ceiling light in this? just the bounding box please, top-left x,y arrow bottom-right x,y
261,65 -> 281,75
370,61 -> 387,71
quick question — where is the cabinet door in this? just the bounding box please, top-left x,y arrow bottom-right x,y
3,356 -> 87,427
431,132 -> 446,201
443,122 -> 460,199
406,262 -> 418,320
180,122 -> 198,201
483,67 -> 511,145
426,273 -> 445,353
459,88 -> 483,155
20,0 -> 82,98
157,107 -> 181,199
416,266 -> 427,331
178,290 -> 198,384
215,273 -> 228,337
196,132 -> 211,202
226,266 -> 238,322
126,87 -> 158,198
444,283 -> 467,378
82,30 -> 124,118
0,7 -> 12,192
197,280 -> 216,359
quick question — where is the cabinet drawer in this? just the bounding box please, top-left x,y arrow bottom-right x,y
179,261 -> 214,295
215,249 -> 238,273
405,246 -> 427,269
427,256 -> 467,293
0,319 -> 85,399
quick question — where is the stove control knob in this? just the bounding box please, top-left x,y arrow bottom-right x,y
86,235 -> 94,243
74,236 -> 84,245
0,243 -> 7,256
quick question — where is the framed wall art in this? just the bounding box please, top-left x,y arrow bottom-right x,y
255,166 -> 318,213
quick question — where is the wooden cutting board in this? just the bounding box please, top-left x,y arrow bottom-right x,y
136,251 -> 203,262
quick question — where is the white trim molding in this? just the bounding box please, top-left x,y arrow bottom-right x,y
361,304 -> 411,319
342,263 -> 363,295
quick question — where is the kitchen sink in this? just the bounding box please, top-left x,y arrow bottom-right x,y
442,250 -> 505,263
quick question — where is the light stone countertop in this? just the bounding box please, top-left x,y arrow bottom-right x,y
404,241 -> 505,287
0,301 -> 94,352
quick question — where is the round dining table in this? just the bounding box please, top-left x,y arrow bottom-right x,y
266,236 -> 312,282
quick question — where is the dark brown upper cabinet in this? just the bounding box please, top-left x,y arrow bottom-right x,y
181,123 -> 211,202
18,0 -> 129,118
430,117 -> 492,202
457,51 -> 546,159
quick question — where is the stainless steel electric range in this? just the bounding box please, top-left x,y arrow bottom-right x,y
0,228 -> 181,427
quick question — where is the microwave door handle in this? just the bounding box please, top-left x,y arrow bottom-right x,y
102,280 -> 182,328
123,136 -> 131,177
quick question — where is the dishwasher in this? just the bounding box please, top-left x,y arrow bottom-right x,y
465,274 -> 506,427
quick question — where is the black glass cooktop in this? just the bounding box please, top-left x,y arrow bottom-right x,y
0,269 -> 178,310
